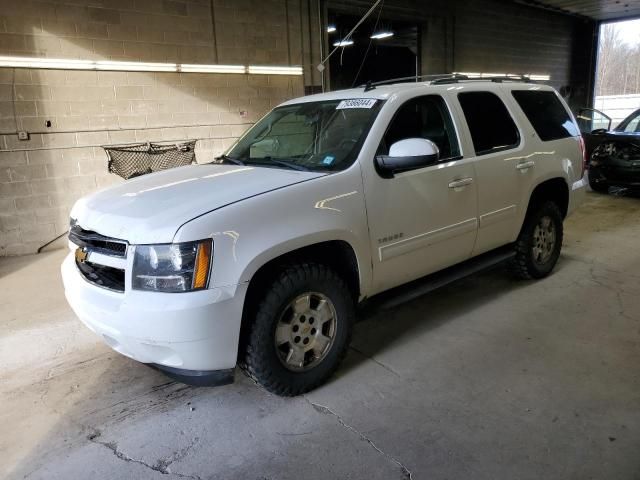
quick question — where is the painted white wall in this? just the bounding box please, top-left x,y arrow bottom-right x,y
594,94 -> 640,126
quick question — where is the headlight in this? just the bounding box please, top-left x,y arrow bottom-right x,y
132,239 -> 212,292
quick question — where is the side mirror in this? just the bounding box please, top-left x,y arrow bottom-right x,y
375,138 -> 440,178
590,128 -> 608,135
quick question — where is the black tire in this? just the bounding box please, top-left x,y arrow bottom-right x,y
588,169 -> 609,193
510,201 -> 563,280
243,263 -> 354,396
589,178 -> 609,193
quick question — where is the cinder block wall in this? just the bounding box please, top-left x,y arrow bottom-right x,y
454,0 -> 575,82
0,0 -> 319,255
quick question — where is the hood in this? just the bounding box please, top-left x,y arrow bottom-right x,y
606,131 -> 640,140
71,164 -> 325,243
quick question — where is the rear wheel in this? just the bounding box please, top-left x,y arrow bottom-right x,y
243,263 -> 354,396
510,201 -> 563,279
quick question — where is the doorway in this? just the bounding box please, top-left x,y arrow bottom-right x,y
595,19 -> 640,126
327,11 -> 419,90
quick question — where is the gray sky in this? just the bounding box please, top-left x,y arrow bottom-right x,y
612,18 -> 640,46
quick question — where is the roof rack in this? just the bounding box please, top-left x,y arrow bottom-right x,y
431,74 -> 534,85
360,73 -> 535,91
361,74 -> 459,91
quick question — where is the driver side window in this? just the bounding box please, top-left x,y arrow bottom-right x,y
378,95 -> 460,159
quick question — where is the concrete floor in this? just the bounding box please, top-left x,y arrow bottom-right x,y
1,191 -> 639,480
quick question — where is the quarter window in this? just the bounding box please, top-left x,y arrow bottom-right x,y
512,90 -> 579,140
458,91 -> 520,155
378,95 -> 460,160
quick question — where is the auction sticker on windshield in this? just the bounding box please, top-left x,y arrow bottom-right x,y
336,99 -> 377,109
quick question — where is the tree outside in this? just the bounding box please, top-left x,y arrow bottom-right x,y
595,19 -> 640,125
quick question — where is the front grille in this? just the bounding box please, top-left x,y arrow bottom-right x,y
76,260 -> 125,292
69,223 -> 127,292
69,225 -> 128,258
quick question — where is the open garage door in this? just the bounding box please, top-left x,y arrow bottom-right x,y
326,11 -> 419,90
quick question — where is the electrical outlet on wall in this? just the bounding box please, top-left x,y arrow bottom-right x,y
17,131 -> 29,141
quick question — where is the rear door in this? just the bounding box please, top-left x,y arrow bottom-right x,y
450,87 -> 529,255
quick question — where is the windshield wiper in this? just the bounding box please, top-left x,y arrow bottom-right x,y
246,157 -> 310,172
214,154 -> 245,166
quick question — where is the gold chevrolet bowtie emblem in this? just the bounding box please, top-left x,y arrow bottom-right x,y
75,247 -> 88,263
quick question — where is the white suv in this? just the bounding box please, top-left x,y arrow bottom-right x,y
62,76 -> 587,395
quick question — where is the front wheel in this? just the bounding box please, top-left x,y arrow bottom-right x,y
588,169 -> 609,193
589,178 -> 609,193
243,263 -> 354,396
510,201 -> 563,279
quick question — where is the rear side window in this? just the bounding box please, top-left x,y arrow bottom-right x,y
458,91 -> 520,155
512,90 -> 579,140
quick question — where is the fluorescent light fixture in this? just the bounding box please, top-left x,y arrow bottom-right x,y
0,55 -> 304,76
370,31 -> 394,39
95,60 -> 176,72
453,72 -> 550,81
0,56 -> 93,69
181,64 -> 246,74
333,39 -> 354,47
0,56 -> 177,72
248,65 -> 303,75
528,74 -> 550,81
327,25 -> 336,33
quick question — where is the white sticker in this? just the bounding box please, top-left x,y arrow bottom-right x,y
336,99 -> 377,110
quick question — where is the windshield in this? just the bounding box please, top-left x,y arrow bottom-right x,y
225,99 -> 383,172
615,109 -> 640,133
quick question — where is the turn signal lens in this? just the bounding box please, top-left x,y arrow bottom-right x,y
193,241 -> 212,290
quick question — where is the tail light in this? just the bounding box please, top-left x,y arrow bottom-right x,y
578,136 -> 587,177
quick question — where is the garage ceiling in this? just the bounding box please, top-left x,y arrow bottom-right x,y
517,0 -> 640,20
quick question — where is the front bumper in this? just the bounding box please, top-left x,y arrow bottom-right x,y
61,252 -> 248,374
590,165 -> 640,188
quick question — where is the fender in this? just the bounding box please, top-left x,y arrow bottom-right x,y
238,232 -> 367,298
173,167 -> 374,298
511,140 -> 578,240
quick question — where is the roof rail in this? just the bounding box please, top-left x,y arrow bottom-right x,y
361,74 -> 466,91
360,73 -> 535,91
431,74 -> 534,85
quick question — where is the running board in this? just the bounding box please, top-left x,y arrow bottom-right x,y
361,246 -> 516,312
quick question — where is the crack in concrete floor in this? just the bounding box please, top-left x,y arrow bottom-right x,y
304,398 -> 413,479
349,345 -> 403,378
87,430 -> 201,480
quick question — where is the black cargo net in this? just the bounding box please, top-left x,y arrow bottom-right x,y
104,141 -> 197,180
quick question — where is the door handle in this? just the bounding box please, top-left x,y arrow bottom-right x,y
516,160 -> 535,171
448,177 -> 474,189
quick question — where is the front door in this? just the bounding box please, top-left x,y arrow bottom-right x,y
362,94 -> 479,294
577,107 -> 612,158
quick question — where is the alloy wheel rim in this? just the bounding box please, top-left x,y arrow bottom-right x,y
532,215 -> 556,265
274,292 -> 337,372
